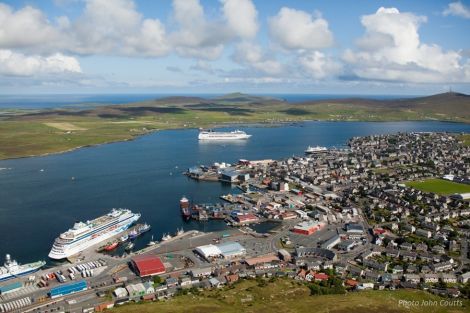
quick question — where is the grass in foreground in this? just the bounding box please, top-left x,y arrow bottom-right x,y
111,279 -> 469,313
405,178 -> 470,195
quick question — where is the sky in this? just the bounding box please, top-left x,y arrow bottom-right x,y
0,0 -> 469,95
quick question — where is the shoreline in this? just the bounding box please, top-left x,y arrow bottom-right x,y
0,119 -> 469,162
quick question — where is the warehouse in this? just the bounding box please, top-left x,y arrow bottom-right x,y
49,280 -> 87,298
131,255 -> 166,277
218,242 -> 246,259
195,242 -> 246,260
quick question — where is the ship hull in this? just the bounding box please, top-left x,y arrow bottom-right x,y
48,213 -> 140,260
0,267 -> 43,282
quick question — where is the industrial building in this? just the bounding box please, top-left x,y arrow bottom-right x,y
49,280 -> 87,298
195,242 -> 246,260
292,220 -> 324,235
131,255 -> 166,277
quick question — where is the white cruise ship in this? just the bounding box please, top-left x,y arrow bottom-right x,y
0,254 -> 46,282
198,130 -> 251,140
48,209 -> 140,260
305,146 -> 328,154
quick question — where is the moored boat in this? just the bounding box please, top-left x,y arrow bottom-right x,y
48,208 -> 140,260
0,254 -> 46,282
161,233 -> 172,241
104,242 -> 118,251
180,196 -> 191,220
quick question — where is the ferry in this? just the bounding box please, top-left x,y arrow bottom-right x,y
198,130 -> 251,140
0,254 -> 46,282
305,146 -> 328,154
48,208 -> 141,260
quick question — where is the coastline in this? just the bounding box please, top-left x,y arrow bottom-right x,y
1,119 -> 469,162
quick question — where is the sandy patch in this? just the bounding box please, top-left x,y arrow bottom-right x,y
44,122 -> 87,131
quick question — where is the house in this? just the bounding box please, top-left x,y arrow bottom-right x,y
225,274 -> 239,284
423,274 -> 439,284
459,272 -> 470,283
313,273 -> 329,282
209,277 -> 223,288
440,273 -> 457,284
344,279 -> 359,288
165,277 -> 178,288
404,274 -> 420,284
190,267 -> 213,278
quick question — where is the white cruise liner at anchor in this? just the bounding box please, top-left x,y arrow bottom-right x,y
198,130 -> 251,140
48,208 -> 141,260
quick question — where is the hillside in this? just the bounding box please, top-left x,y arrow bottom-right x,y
110,278 -> 470,313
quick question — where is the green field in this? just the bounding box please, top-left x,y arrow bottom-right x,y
459,134 -> 470,146
405,178 -> 470,195
111,279 -> 469,313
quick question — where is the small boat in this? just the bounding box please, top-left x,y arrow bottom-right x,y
104,242 -> 118,251
147,235 -> 157,246
125,242 -> 134,251
119,234 -> 129,242
176,227 -> 184,236
128,230 -> 138,240
138,223 -> 151,234
161,233 -> 172,241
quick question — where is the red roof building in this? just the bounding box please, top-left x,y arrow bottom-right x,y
131,255 -> 166,277
235,213 -> 259,224
313,273 -> 329,281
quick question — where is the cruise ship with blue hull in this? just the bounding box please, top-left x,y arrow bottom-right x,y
48,208 -> 141,260
0,254 -> 46,282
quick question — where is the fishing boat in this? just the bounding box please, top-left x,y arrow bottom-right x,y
138,223 -> 151,234
128,229 -> 138,240
104,242 -> 118,251
161,233 -> 172,241
125,242 -> 134,251
119,234 -> 129,242
180,196 -> 191,221
147,235 -> 157,246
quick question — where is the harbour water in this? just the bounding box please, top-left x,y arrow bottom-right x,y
0,121 -> 469,263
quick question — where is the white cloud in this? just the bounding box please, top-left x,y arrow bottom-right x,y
443,1 -> 470,19
221,0 -> 258,39
233,42 -> 283,75
0,4 -> 62,51
69,0 -> 170,56
268,7 -> 333,50
343,7 -> 469,83
298,51 -> 342,79
0,49 -> 81,76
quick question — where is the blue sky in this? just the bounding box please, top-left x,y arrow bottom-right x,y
0,0 -> 469,95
